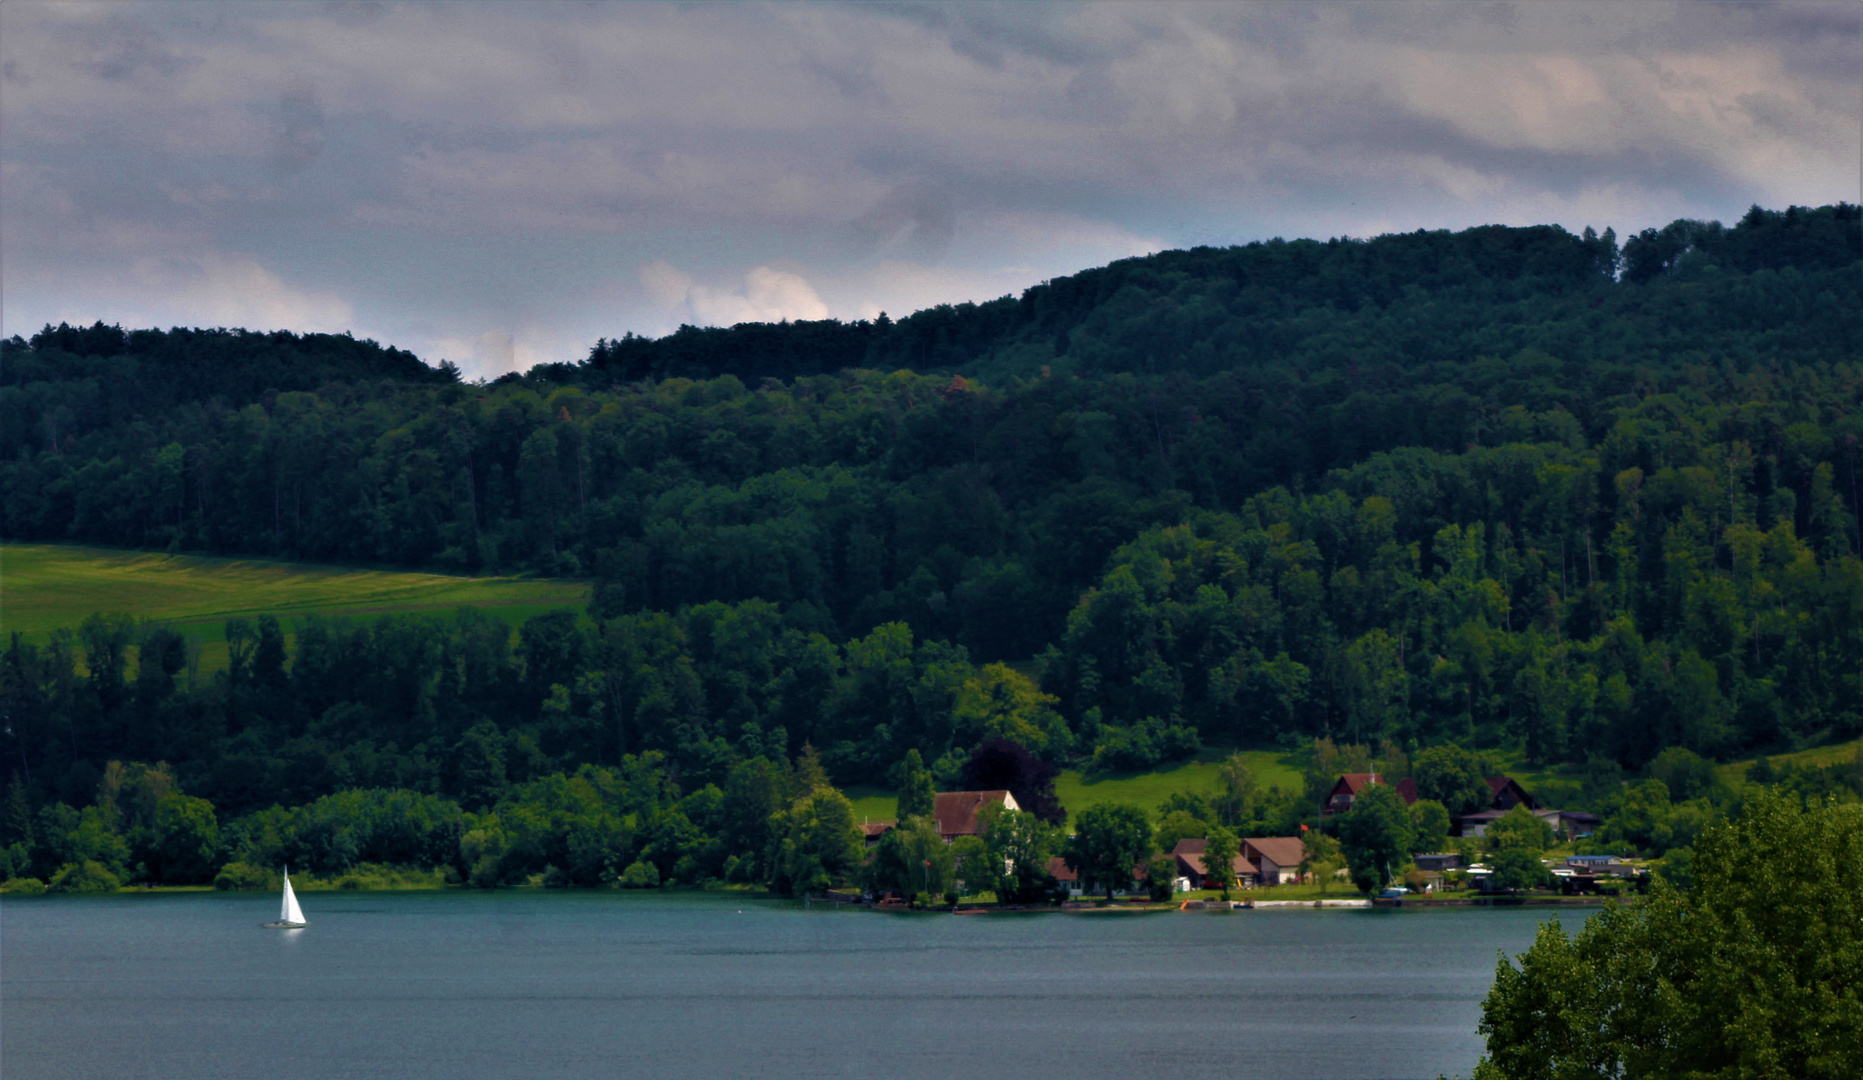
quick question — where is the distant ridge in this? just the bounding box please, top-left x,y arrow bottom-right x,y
567,203 -> 1858,385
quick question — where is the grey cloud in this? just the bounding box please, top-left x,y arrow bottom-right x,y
325,2 -> 390,28
851,182 -> 957,262
64,14 -> 197,81
1,0 -> 1856,372
272,79 -> 327,175
880,1 -> 1137,69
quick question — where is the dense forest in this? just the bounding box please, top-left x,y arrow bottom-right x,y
2,204 -> 1859,890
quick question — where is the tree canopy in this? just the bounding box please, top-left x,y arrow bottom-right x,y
1476,791 -> 1863,1079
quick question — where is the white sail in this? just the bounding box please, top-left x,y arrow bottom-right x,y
281,869 -> 306,926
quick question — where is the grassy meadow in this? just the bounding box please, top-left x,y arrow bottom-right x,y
846,748 -> 1308,823
0,543 -> 588,673
1716,738 -> 1862,789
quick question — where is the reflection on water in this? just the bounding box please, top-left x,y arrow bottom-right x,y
2,891 -> 1585,1080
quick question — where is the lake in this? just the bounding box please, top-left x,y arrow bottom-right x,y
2,891 -> 1585,1080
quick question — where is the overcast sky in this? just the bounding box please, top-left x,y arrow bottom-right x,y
3,2 -> 1857,378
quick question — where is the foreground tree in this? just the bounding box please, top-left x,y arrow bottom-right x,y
895,749 -> 935,820
1485,804 -> 1555,852
1476,792 -> 1863,1079
1202,825 -> 1240,899
1337,781 -> 1414,892
768,783 -> 862,896
1300,827 -> 1343,893
865,815 -> 953,901
1064,803 -> 1151,900
1487,848 -> 1547,894
1213,754 -> 1258,827
1410,744 -> 1493,816
979,803 -> 1057,902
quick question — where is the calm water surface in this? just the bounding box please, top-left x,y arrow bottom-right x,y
2,891 -> 1586,1080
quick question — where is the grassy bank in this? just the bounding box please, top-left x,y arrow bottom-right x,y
0,542 -> 588,672
846,749 -> 1306,822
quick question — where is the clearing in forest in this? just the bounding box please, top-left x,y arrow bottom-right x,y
0,543 -> 588,656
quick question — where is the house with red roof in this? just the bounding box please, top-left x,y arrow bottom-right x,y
1483,776 -> 1537,811
1323,773 -> 1416,815
931,790 -> 1018,842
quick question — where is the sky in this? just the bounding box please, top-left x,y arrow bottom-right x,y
2,2 -> 1857,379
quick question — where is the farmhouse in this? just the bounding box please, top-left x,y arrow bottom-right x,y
1323,773 -> 1404,815
1169,838 -> 1255,890
1483,776 -> 1537,811
931,790 -> 1019,842
1046,856 -> 1085,898
1241,837 -> 1304,884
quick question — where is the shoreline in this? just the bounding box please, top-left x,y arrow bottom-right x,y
1,883 -> 1611,910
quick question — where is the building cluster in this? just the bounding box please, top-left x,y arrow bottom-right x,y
1321,772 -> 1600,839
859,769 -> 1600,900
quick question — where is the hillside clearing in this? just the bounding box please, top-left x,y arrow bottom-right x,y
0,543 -> 587,671
845,749 -> 1307,823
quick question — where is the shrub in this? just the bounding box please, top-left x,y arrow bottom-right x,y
0,876 -> 46,895
1090,717 -> 1200,772
49,860 -> 122,893
1488,848 -> 1547,892
618,860 -> 660,888
1487,804 -> 1555,851
1144,853 -> 1180,901
1649,747 -> 1719,802
213,861 -> 276,891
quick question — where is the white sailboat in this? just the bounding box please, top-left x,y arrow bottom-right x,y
262,867 -> 307,929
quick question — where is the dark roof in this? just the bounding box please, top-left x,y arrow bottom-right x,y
859,821 -> 896,838
932,791 -> 1015,837
1046,856 -> 1078,882
1175,851 -> 1251,878
1243,837 -> 1304,869
1332,773 -> 1379,795
1485,776 -> 1538,808
1170,838 -> 1207,857
1333,774 -> 1414,803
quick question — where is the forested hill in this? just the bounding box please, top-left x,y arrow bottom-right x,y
573,203 -> 1858,384
3,325 -> 454,423
2,204 -> 1861,815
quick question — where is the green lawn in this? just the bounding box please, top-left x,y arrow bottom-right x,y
1716,738 -> 1862,789
1058,749 -> 1305,815
843,786 -> 899,824
844,749 -> 1307,823
0,542 -> 589,671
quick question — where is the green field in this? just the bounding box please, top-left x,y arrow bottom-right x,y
0,543 -> 589,670
844,749 -> 1306,824
1717,739 -> 1862,788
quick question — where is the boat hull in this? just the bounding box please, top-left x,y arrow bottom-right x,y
260,921 -> 307,929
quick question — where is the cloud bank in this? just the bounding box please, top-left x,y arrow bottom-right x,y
2,1 -> 1855,378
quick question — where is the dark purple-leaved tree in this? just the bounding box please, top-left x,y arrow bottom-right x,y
960,739 -> 1065,825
